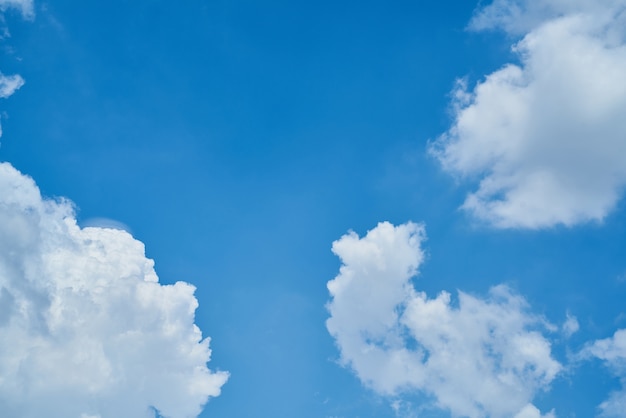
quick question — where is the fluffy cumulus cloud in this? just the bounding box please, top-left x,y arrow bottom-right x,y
326,222 -> 560,417
430,0 -> 626,228
581,329 -> 626,417
0,163 -> 228,418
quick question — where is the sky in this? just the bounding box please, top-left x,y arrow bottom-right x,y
1,0 -> 626,417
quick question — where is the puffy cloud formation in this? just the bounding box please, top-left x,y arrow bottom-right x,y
326,222 -> 560,418
514,404 -> 555,418
582,329 -> 626,417
431,0 -> 626,228
0,163 -> 228,418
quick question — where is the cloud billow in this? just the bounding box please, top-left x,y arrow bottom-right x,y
431,0 -> 626,229
0,163 -> 228,418
326,222 -> 560,418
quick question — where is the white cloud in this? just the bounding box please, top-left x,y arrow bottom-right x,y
562,313 -> 579,338
0,0 -> 34,19
326,222 -> 561,418
0,72 -> 24,99
431,0 -> 626,228
0,0 -> 29,137
469,0 -> 626,35
0,72 -> 25,138
81,217 -> 133,234
582,329 -> 626,417
514,404 -> 555,418
0,163 -> 228,418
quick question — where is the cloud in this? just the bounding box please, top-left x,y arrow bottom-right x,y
0,72 -> 24,99
469,0 -> 626,35
581,329 -> 626,417
0,72 -> 24,137
0,0 -> 34,19
326,222 -> 560,418
0,0 -> 29,137
562,313 -> 579,338
430,0 -> 626,228
80,217 -> 133,234
0,163 -> 228,418
514,404 -> 555,418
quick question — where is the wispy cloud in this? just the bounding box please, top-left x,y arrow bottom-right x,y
0,0 -> 34,19
326,222 -> 559,417
0,72 -> 23,98
562,313 -> 580,338
431,0 -> 626,228
0,72 -> 24,137
580,329 -> 626,417
0,0 -> 28,137
0,163 -> 228,418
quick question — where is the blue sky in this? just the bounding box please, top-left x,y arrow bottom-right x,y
1,0 -> 626,417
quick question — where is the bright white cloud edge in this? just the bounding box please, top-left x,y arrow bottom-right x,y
326,221 -> 559,418
0,162 -> 228,418
431,0 -> 626,229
